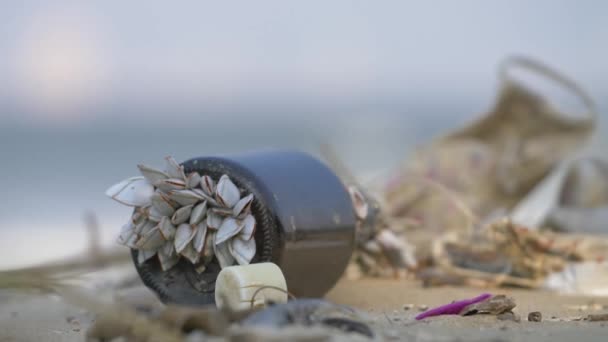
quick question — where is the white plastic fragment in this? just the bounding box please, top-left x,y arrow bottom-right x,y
215,262 -> 288,311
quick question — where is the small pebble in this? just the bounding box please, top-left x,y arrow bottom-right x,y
528,311 -> 542,322
497,311 -> 521,322
417,305 -> 429,312
403,304 -> 414,311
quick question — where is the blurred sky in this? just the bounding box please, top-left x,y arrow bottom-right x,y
0,1 -> 606,268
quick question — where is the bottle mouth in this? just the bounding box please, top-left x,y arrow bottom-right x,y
133,156 -> 280,305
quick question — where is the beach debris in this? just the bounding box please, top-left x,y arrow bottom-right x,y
215,263 -> 288,312
528,311 -> 542,322
587,313 -> 608,322
241,299 -> 374,338
107,156 -> 257,272
460,295 -> 516,316
497,311 -> 521,322
402,304 -> 414,311
544,261 -> 608,297
415,293 -> 492,320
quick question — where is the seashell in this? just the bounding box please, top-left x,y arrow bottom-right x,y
186,172 -> 201,189
192,189 -> 219,206
138,250 -> 157,264
189,201 -> 208,225
348,186 -> 369,221
210,207 -> 233,217
106,177 -> 154,207
151,192 -> 175,216
202,231 -> 215,264
159,217 -> 176,240
137,220 -> 156,236
156,178 -> 186,192
165,156 -> 186,180
215,217 -> 243,245
216,175 -> 240,208
180,243 -> 200,264
117,222 -> 135,246
213,241 -> 234,269
229,237 -> 256,265
174,223 -> 195,253
147,206 -> 164,222
239,214 -> 256,240
200,175 -> 216,196
206,211 -> 223,230
131,211 -> 144,225
233,194 -> 254,218
136,226 -> 165,251
169,190 -> 204,206
171,204 -> 193,225
161,241 -> 175,257
193,222 -> 208,253
158,247 -> 179,271
137,164 -> 169,185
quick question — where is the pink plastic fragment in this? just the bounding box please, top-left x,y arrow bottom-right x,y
415,293 -> 492,320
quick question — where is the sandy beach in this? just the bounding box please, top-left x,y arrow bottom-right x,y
2,275 -> 608,342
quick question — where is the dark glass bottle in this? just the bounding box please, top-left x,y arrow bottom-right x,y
133,150 -> 357,305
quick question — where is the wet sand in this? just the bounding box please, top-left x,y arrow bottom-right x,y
1,277 -> 608,341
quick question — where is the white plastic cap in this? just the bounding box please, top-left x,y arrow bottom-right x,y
215,262 -> 288,311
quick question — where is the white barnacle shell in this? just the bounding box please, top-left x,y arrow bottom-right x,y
138,249 -> 157,265
171,204 -> 193,225
106,177 -> 154,207
213,241 -> 234,269
239,214 -> 256,240
169,189 -> 204,206
200,175 -> 216,196
192,221 -> 208,253
233,194 -> 253,218
158,246 -> 179,271
229,237 -> 256,265
206,211 -> 223,230
135,226 -> 165,251
151,192 -> 175,216
190,201 -> 208,225
216,175 -> 240,208
137,164 -> 169,185
117,222 -> 136,246
348,186 -> 369,221
180,243 -> 200,264
215,217 -> 243,245
174,223 -> 195,253
159,216 -> 176,240
156,178 -> 186,192
165,156 -> 186,180
186,172 -> 201,189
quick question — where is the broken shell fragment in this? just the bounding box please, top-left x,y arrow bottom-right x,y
215,217 -> 243,245
174,223 -> 196,253
348,186 -> 369,220
229,237 -> 256,265
138,164 -> 169,185
171,205 -> 193,225
215,263 -> 287,311
106,177 -> 154,207
216,175 -> 240,208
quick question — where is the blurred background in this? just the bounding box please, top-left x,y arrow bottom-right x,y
0,0 -> 606,269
